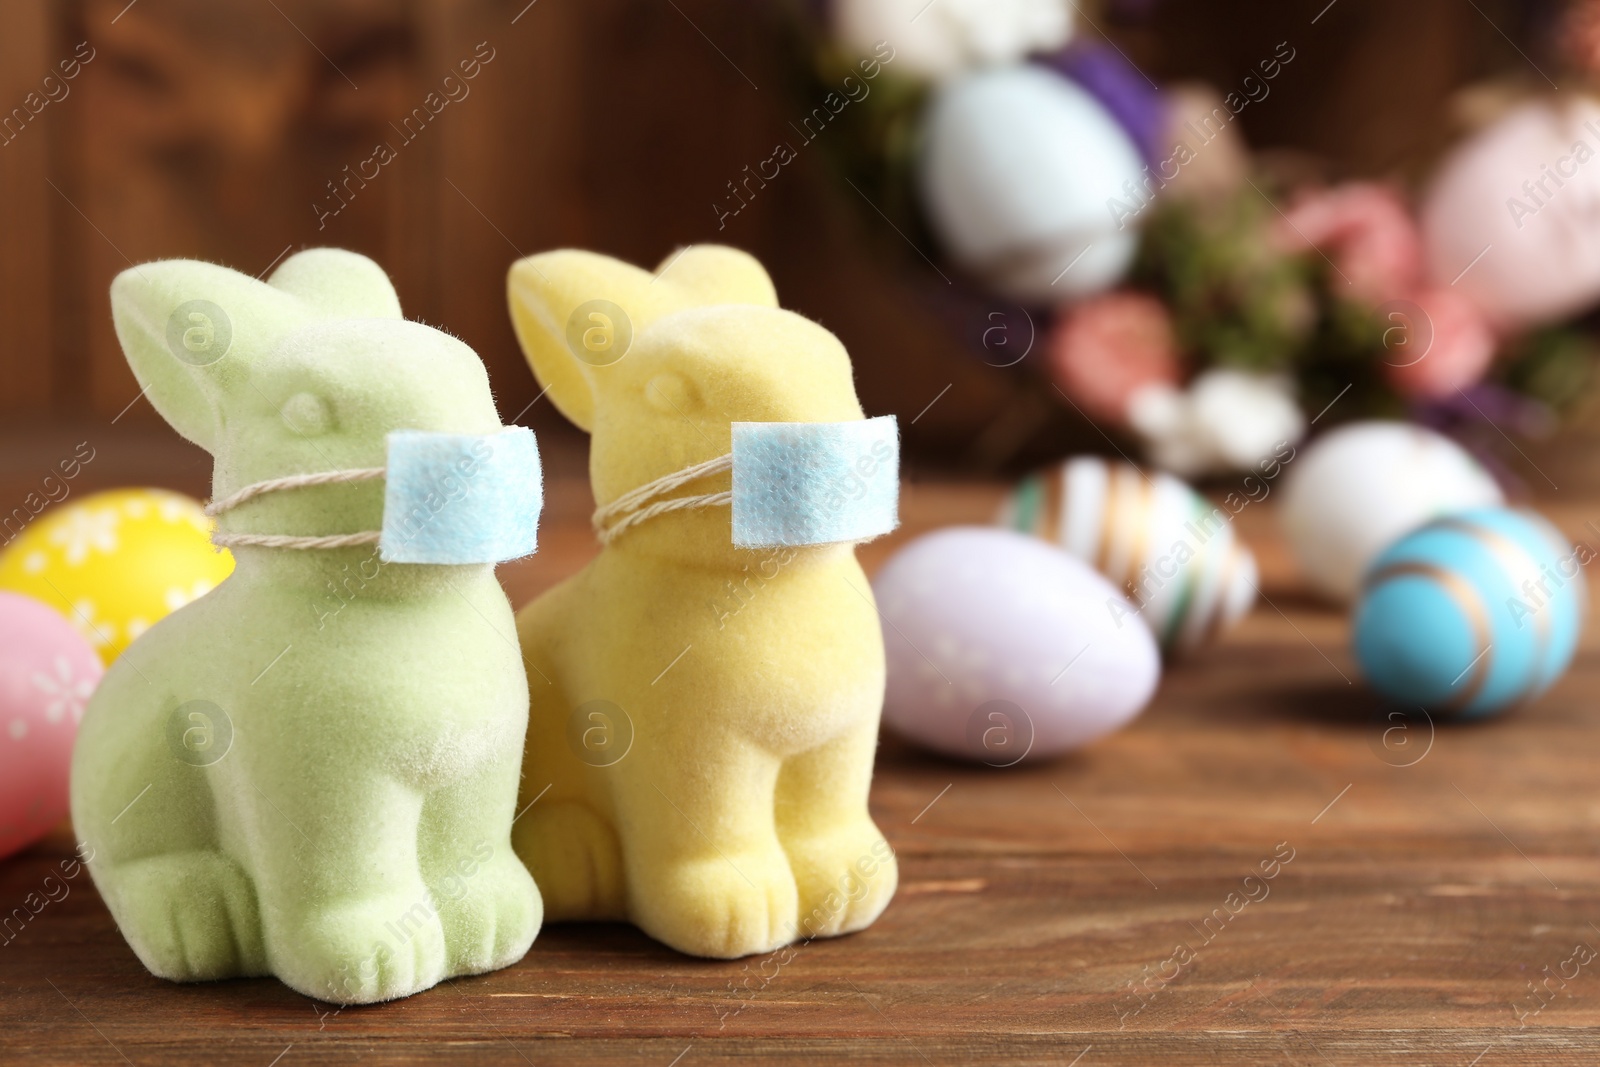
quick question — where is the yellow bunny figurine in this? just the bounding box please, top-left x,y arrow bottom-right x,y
506,246 -> 899,958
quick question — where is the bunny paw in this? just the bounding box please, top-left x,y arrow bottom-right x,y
106,852 -> 266,981
513,800 -> 625,921
432,851 -> 543,974
634,851 -> 800,959
278,889 -> 448,1004
782,822 -> 898,941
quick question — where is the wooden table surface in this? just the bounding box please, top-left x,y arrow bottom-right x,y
5,456 -> 1600,1065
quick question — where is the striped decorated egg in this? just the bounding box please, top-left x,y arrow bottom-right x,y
998,457 -> 1257,653
1353,507 -> 1587,717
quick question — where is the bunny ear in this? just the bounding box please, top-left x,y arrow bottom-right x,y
507,252 -> 650,432
110,260 -> 308,452
267,249 -> 403,319
652,245 -> 778,307
506,246 -> 780,432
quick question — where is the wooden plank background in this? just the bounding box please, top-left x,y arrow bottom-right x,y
0,0 -> 1566,469
0,0 -> 53,412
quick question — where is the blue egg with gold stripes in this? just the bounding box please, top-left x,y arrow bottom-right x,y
1353,507 -> 1587,717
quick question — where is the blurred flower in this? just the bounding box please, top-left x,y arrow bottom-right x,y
1136,189 -> 1316,373
1156,83 -> 1251,204
1564,1 -> 1600,77
1382,288 -> 1495,400
1128,369 -> 1305,477
1049,291 -> 1180,424
1498,327 -> 1600,415
1275,183 -> 1423,305
832,0 -> 1074,82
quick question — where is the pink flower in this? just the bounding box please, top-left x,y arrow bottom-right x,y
1275,183 -> 1424,305
1382,288 -> 1496,400
1049,291 -> 1180,425
1564,1 -> 1600,76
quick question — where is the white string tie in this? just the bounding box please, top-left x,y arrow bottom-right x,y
591,453 -> 732,545
206,467 -> 386,551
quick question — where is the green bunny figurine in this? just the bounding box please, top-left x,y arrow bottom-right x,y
70,249 -> 541,1003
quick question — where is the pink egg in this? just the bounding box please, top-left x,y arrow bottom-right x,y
871,527 -> 1160,764
0,592 -> 102,860
1421,97 -> 1600,331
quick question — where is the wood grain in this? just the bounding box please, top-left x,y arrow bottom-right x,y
8,0 -> 1593,470
0,0 -> 54,413
3,469 -> 1600,1065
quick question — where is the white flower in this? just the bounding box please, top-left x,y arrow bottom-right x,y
1129,370 -> 1306,478
32,654 -> 96,724
833,0 -> 1074,82
48,506 -> 120,565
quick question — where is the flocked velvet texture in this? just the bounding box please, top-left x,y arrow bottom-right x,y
506,246 -> 898,959
70,249 -> 541,1004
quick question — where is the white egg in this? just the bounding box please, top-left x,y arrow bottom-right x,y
1279,421 -> 1504,603
871,527 -> 1159,764
918,66 -> 1146,303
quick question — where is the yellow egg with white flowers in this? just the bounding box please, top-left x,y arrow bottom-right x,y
0,488 -> 233,664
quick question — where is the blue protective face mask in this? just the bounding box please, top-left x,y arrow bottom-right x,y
592,415 -> 900,548
207,426 -> 543,565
